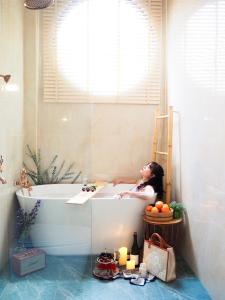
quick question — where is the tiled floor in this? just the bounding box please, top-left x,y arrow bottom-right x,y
0,255 -> 211,300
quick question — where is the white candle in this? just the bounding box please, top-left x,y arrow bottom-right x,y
119,247 -> 127,266
126,260 -> 135,270
139,262 -> 147,276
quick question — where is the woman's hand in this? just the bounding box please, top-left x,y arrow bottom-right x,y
112,178 -> 123,186
117,191 -> 131,198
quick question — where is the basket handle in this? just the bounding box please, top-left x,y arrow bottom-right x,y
150,233 -> 169,249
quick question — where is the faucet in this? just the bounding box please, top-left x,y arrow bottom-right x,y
16,168 -> 32,194
0,155 -> 7,184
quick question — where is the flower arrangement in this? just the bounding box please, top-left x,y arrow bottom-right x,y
16,200 -> 41,248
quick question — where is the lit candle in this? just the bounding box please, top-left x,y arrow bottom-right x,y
126,260 -> 135,270
119,247 -> 127,266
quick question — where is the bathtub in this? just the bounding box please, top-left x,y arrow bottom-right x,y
16,184 -> 148,255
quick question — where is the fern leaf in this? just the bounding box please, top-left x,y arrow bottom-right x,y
61,175 -> 74,180
27,173 -> 38,185
43,169 -> 50,184
71,171 -> 82,183
63,172 -> 76,177
44,155 -> 58,174
26,144 -> 34,158
23,162 -> 37,177
49,166 -> 57,183
37,148 -> 41,167
26,145 -> 38,168
58,162 -> 77,182
53,160 -> 65,182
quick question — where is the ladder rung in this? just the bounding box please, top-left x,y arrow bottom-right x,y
155,151 -> 168,155
156,115 -> 169,119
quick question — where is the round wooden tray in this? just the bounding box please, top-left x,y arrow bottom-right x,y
145,215 -> 173,222
143,215 -> 182,225
145,208 -> 173,222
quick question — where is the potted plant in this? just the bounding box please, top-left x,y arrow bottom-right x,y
169,201 -> 185,219
23,145 -> 81,185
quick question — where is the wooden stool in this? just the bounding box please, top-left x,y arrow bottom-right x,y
143,216 -> 182,250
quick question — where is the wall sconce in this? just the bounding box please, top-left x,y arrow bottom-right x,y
0,74 -> 11,84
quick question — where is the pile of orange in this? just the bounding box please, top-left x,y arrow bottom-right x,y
145,201 -> 171,214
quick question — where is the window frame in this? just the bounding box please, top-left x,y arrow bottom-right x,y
39,0 -> 164,105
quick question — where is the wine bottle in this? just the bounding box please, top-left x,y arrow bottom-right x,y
130,232 -> 140,266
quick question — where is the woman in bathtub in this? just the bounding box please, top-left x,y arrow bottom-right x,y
114,161 -> 164,204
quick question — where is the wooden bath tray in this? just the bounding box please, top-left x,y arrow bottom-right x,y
66,182 -> 107,205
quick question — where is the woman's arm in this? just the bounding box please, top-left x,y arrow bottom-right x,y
118,185 -> 156,203
112,178 -> 138,185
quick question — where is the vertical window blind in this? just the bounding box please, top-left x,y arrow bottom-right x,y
41,0 -> 163,104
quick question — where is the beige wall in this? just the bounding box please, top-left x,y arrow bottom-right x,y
0,0 -> 24,270
167,0 -> 225,299
24,11 -> 164,183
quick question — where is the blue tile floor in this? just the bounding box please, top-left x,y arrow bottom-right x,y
0,255 -> 211,300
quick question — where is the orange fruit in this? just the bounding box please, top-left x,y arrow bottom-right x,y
151,207 -> 159,213
155,201 -> 164,211
161,204 -> 170,213
146,205 -> 153,212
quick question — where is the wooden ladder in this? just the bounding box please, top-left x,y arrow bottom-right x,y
151,106 -> 173,204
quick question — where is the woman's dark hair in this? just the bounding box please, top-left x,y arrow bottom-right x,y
136,161 -> 164,199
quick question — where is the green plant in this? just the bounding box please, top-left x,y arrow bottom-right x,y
169,201 -> 185,219
24,145 -> 81,185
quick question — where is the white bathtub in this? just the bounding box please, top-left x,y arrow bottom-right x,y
16,184 -> 148,255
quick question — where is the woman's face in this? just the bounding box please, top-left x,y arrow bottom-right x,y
140,163 -> 153,180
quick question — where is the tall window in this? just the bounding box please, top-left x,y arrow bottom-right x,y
41,0 -> 162,104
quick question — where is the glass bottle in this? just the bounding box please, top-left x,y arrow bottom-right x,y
130,232 -> 140,266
